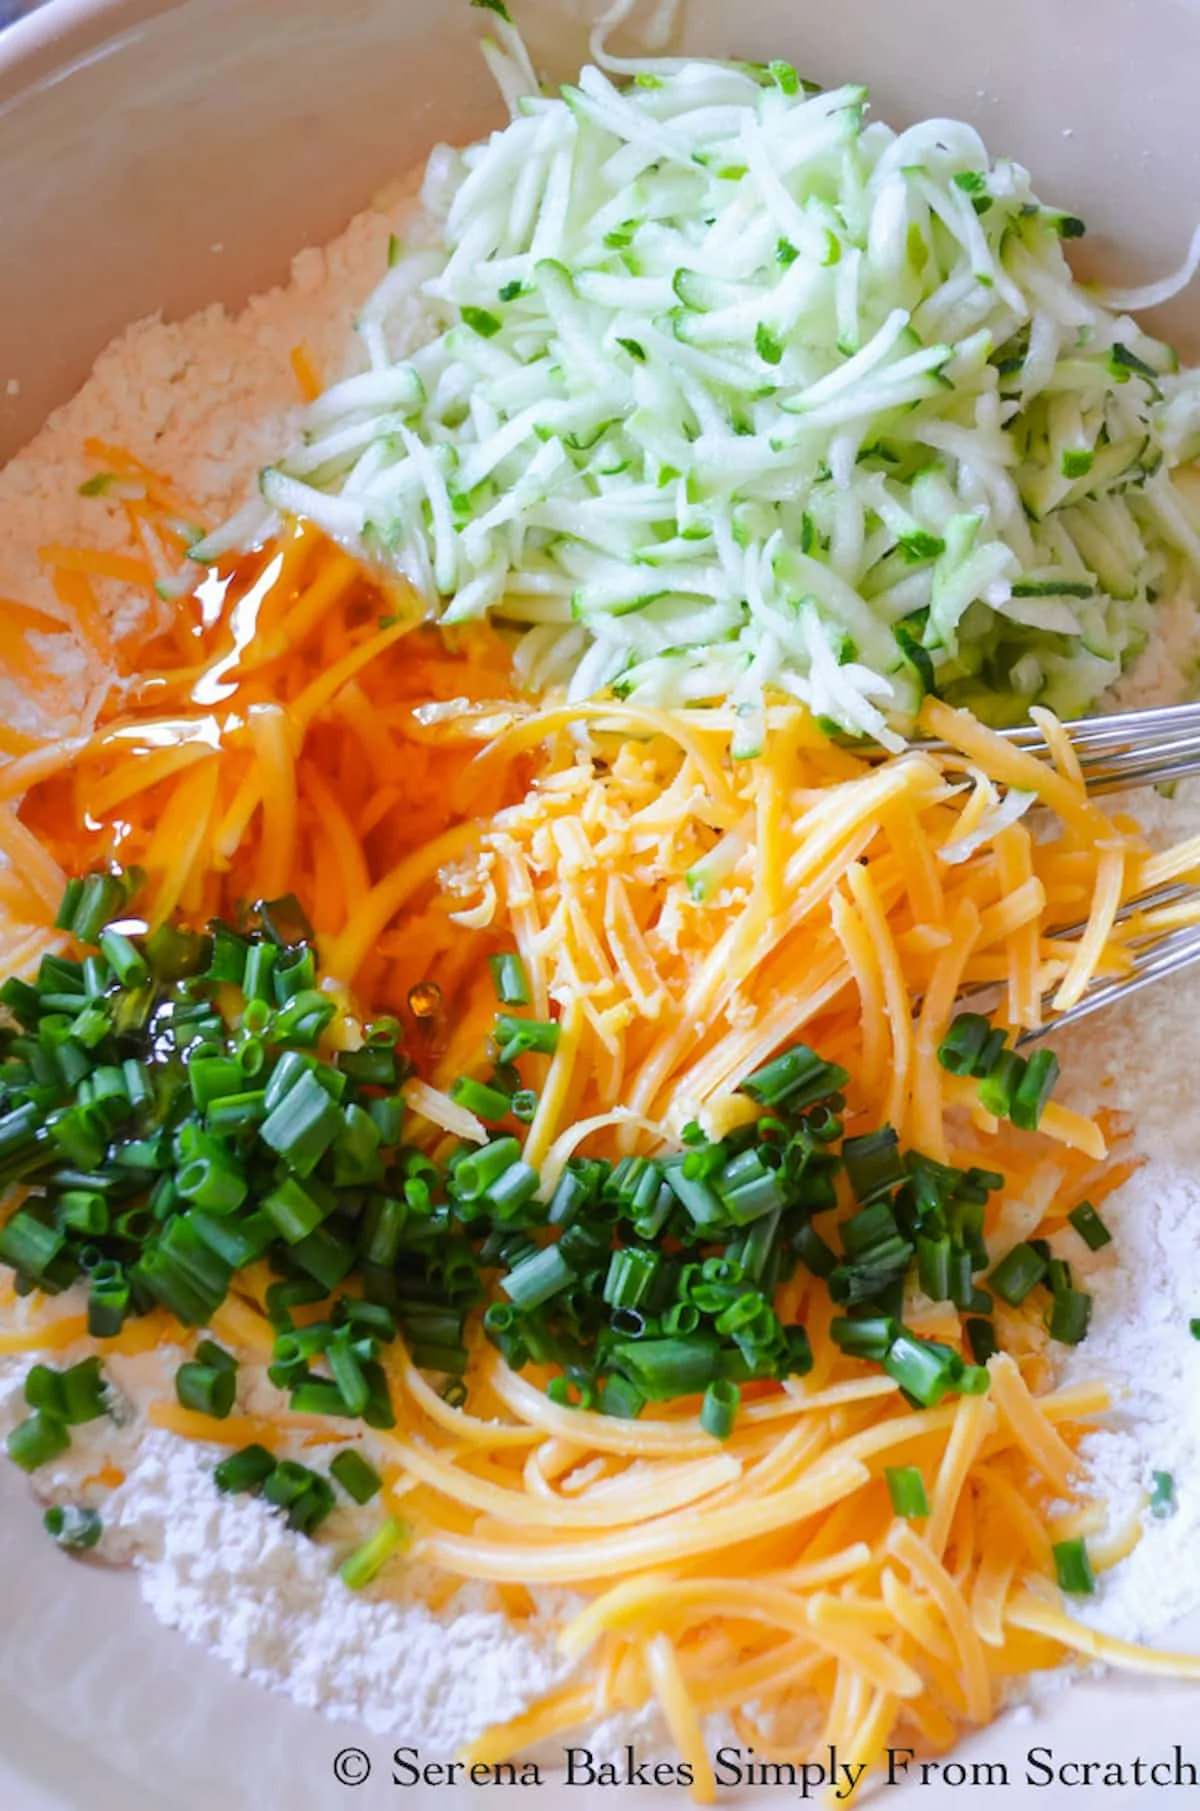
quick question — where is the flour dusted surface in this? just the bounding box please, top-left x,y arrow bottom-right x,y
0,1348 -> 584,1754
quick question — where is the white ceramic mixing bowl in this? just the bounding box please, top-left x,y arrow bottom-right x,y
2,3 -> 1200,1805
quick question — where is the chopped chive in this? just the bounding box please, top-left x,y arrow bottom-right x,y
989,1241 -> 1048,1307
330,1448 -> 383,1505
936,1013 -> 992,1077
260,1070 -> 344,1176
1052,1536 -> 1095,1595
502,1244 -> 575,1312
1009,1048 -> 1060,1131
175,1360 -> 236,1419
340,1516 -> 409,1590
885,1465 -> 930,1519
7,1412 -> 70,1472
44,1504 -> 103,1551
965,1317 -> 997,1366
214,1444 -> 276,1494
1149,1470 -> 1175,1519
1047,1288 -> 1091,1346
450,1075 -> 512,1121
494,1014 -> 559,1062
830,1315 -> 897,1362
882,1335 -> 956,1408
611,1335 -> 722,1402
60,1357 -> 108,1425
738,1044 -> 848,1110
700,1377 -> 740,1439
978,1049 -> 1027,1119
1067,1200 -> 1112,1251
98,929 -> 149,989
488,953 -> 531,1006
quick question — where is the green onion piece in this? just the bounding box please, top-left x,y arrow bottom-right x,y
88,1270 -> 131,1339
510,1088 -> 538,1123
274,989 -> 337,1045
1149,1470 -> 1175,1519
340,1516 -> 409,1590
449,1075 -> 513,1121
1010,1048 -> 1060,1131
842,1127 -> 906,1205
738,1043 -> 849,1110
978,1049 -> 1027,1119
260,1070 -> 344,1177
611,1335 -> 722,1402
662,1162 -> 726,1233
454,1137 -> 523,1203
365,1016 -> 402,1047
214,1444 -> 276,1494
494,1014 -> 560,1062
187,1055 -> 244,1111
830,1316 -> 897,1362
44,1504 -> 103,1551
793,1220 -> 838,1279
24,1364 -> 67,1417
54,878 -> 85,934
175,1360 -> 236,1419
288,1475 -> 336,1537
207,923 -> 249,985
885,1465 -> 930,1519
1067,1200 -> 1112,1251
205,1089 -> 269,1136
1052,1536 -> 1095,1595
195,1339 -> 237,1374
258,894 -> 315,946
262,1459 -> 317,1508
700,1377 -> 740,1439
56,1189 -> 110,1237
488,952 -> 532,1006
243,941 -> 278,1004
98,928 -> 149,989
336,1046 -> 398,1088
288,1378 -> 353,1418
936,1013 -> 993,1077
60,1356 -> 108,1425
882,1335 -> 956,1408
502,1244 -> 575,1312
602,1246 -> 659,1311
1047,1288 -> 1091,1346
273,945 -> 317,1003
366,1096 -> 405,1146
1191,1319 -> 1200,1341
965,1317 -> 997,1366
70,873 -> 128,945
328,1334 -> 371,1417
176,1154 -> 249,1216
600,1374 -> 645,1419
989,1241 -> 1049,1307
291,1225 -> 356,1293
330,1449 -> 383,1505
7,1412 -> 70,1472
916,1233 -> 951,1302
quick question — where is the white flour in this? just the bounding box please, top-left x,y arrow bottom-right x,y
0,1338 -> 587,1753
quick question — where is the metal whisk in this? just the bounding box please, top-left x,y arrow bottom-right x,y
931,699 -> 1200,1040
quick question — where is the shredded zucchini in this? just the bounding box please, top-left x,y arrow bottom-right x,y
218,21 -> 1200,739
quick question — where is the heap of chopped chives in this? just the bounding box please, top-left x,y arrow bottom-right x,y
0,874 -> 1101,1491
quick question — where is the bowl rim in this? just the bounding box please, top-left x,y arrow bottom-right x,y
0,0 -> 176,104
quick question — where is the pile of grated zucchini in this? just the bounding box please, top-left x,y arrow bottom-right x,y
223,9 -> 1200,750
